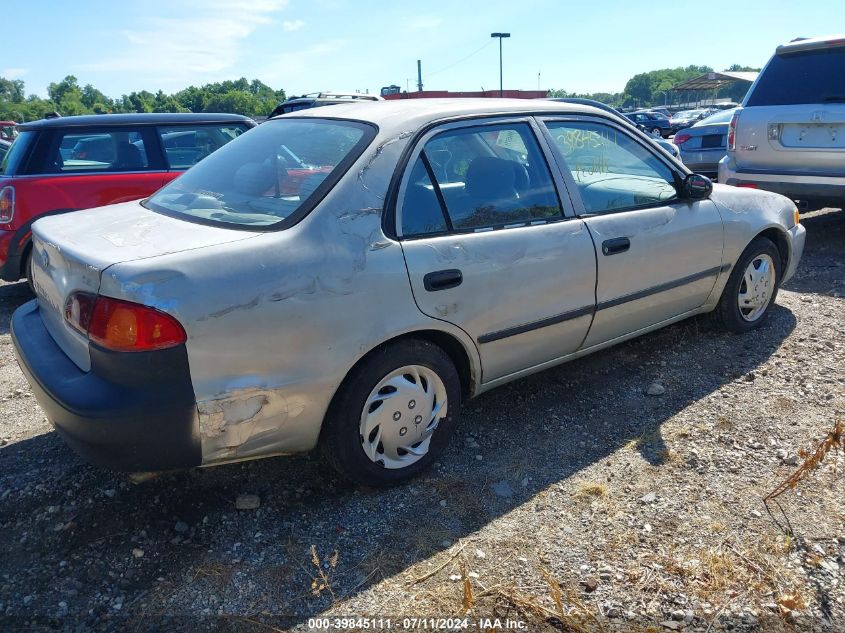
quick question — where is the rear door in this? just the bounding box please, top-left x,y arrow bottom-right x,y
396,118 -> 597,383
737,45 -> 845,174
540,115 -> 724,347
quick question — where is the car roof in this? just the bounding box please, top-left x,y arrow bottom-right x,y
777,33 -> 845,55
273,98 -> 617,136
18,112 -> 253,131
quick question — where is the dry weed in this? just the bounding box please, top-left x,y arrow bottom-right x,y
574,482 -> 608,498
765,417 -> 844,534
310,545 -> 338,599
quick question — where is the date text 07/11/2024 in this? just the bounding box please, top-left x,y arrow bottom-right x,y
306,617 -> 528,630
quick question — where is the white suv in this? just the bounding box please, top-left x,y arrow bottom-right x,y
719,34 -> 845,211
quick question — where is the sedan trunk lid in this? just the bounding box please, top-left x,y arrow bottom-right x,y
30,201 -> 260,371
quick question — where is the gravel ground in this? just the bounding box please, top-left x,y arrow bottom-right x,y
0,208 -> 843,632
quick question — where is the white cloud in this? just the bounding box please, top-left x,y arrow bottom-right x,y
75,0 -> 288,85
1,68 -> 29,79
282,19 -> 304,31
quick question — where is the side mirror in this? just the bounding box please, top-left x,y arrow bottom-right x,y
683,173 -> 713,199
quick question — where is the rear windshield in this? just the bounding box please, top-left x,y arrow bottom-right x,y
747,47 -> 845,106
144,118 -> 375,228
694,109 -> 735,126
0,130 -> 34,176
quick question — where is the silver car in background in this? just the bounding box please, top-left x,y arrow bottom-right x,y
675,109 -> 735,179
12,99 -> 805,487
720,34 -> 845,210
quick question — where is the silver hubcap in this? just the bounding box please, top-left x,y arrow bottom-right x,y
359,365 -> 448,469
737,253 -> 776,322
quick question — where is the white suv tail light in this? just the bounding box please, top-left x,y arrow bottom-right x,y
727,109 -> 741,152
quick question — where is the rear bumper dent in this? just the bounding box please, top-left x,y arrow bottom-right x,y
11,300 -> 201,471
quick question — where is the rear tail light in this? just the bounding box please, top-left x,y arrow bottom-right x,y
673,133 -> 692,145
0,186 -> 14,223
65,292 -> 186,352
727,109 -> 740,151
736,183 -> 758,189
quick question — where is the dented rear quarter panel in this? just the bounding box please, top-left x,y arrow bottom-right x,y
99,127 -> 481,465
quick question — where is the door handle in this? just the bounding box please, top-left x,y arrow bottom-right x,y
423,269 -> 463,291
602,237 -> 630,256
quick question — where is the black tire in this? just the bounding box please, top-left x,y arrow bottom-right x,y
23,248 -> 35,295
321,339 -> 462,487
651,127 -> 662,137
716,237 -> 781,333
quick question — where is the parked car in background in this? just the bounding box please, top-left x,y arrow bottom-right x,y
670,109 -> 710,133
269,92 -> 383,117
720,33 -> 845,211
624,111 -> 672,137
12,99 -> 804,486
649,107 -> 672,119
550,99 -> 681,158
0,113 -> 255,288
0,139 -> 9,163
674,109 -> 736,179
0,121 -> 18,142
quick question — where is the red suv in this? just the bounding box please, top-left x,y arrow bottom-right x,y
0,113 -> 255,286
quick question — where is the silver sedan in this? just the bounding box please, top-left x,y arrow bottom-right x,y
12,99 -> 805,486
674,109 -> 735,179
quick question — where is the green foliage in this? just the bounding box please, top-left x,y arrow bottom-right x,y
0,75 -> 287,122
549,64 -> 760,110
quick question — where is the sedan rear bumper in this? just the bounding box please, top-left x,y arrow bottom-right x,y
11,300 -> 201,471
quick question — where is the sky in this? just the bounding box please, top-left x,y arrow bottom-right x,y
1,0 -> 841,99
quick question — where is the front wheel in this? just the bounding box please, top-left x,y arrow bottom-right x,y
716,237 -> 781,333
321,339 -> 462,487
651,127 -> 662,137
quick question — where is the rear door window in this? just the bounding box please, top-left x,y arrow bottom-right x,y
400,122 -> 563,236
747,48 -> 845,106
158,124 -> 251,169
49,127 -> 155,173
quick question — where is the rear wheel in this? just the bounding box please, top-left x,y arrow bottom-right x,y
651,127 -> 662,137
716,237 -> 781,333
321,339 -> 461,487
23,247 -> 35,295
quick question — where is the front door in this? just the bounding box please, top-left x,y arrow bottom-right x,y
395,119 -> 597,383
541,117 -> 724,347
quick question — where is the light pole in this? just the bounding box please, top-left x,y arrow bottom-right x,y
490,32 -> 510,97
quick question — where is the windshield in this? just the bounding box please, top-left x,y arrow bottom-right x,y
674,110 -> 702,119
746,47 -> 845,106
144,118 -> 375,228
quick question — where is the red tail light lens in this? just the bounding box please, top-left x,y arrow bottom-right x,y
727,110 -> 740,151
0,186 -> 14,223
64,293 -> 186,352
673,133 -> 692,145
